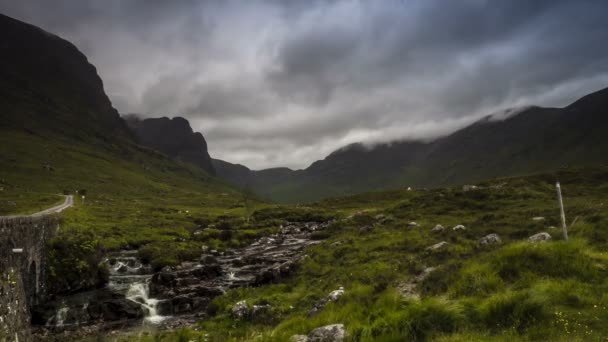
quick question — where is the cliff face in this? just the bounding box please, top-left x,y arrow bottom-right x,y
0,14 -> 131,140
125,116 -> 215,175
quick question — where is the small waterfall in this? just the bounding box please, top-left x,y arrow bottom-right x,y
125,281 -> 166,324
106,250 -> 169,325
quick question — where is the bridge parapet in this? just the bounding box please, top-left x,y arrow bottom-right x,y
0,215 -> 59,341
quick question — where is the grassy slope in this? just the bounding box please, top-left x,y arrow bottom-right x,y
139,167 -> 608,341
0,128 -> 279,280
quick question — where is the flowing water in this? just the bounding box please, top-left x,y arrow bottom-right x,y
107,251 -> 168,324
36,220 -> 331,336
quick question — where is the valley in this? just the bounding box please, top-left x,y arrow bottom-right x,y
1,6 -> 608,342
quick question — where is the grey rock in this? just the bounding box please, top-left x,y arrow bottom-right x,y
327,287 -> 345,301
452,224 -> 466,231
308,287 -> 345,317
431,224 -> 445,232
231,300 -> 249,319
200,254 -> 218,264
529,232 -> 551,243
290,335 -> 309,342
252,304 -> 272,317
479,233 -> 502,246
308,324 -> 345,342
414,267 -> 436,283
426,241 -> 448,251
407,221 -> 419,228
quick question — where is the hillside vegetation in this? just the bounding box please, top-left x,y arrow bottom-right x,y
138,167 -> 608,341
1,127 -> 273,291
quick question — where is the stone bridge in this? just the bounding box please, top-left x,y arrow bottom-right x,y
0,196 -> 72,342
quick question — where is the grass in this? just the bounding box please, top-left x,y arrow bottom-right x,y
0,128 -> 278,292
4,123 -> 608,340
122,166 -> 608,341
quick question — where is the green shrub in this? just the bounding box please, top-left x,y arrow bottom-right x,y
449,263 -> 505,298
479,291 -> 548,332
46,228 -> 107,294
491,240 -> 599,282
368,299 -> 465,341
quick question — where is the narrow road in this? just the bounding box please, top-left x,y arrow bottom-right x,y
1,195 -> 74,219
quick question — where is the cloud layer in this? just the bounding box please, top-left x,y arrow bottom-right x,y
2,0 -> 608,169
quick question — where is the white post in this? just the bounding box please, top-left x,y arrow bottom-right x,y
556,182 -> 568,241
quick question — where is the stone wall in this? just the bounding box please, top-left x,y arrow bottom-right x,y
0,215 -> 58,342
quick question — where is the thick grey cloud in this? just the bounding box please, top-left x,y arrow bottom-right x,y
2,0 -> 608,169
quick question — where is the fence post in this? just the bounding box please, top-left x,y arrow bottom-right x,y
556,182 -> 568,241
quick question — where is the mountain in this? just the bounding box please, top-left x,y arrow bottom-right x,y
0,13 -> 131,141
213,87 -> 608,203
0,13 -> 243,278
125,115 -> 215,175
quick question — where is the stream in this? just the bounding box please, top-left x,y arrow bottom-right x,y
32,220 -> 331,336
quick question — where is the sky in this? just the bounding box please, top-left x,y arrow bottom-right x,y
2,0 -> 608,170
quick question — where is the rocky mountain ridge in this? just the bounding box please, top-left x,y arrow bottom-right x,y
211,87 -> 608,202
124,115 -> 215,175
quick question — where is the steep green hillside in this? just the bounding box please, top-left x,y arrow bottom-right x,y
0,14 -> 265,293
142,166 -> 608,341
0,127 -> 260,289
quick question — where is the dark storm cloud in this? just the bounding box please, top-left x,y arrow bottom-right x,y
1,0 -> 608,169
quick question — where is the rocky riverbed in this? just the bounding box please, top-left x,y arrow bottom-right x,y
31,220 -> 332,338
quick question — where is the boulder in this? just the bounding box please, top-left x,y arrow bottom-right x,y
452,224 -> 466,231
200,254 -> 218,264
327,287 -> 345,301
156,299 -> 173,316
98,298 -> 145,321
171,295 -> 193,313
231,300 -> 250,319
414,267 -> 436,282
308,287 -> 345,317
117,264 -> 129,273
252,304 -> 271,315
478,233 -> 502,246
407,222 -> 419,228
426,241 -> 448,251
431,224 -> 445,232
529,232 -> 551,243
308,324 -> 345,342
